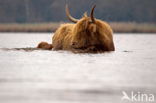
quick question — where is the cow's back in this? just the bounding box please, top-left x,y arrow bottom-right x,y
52,23 -> 74,50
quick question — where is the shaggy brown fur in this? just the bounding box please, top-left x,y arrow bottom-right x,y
37,42 -> 53,50
52,23 -> 74,50
38,5 -> 115,53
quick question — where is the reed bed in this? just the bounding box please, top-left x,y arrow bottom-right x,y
110,22 -> 156,33
0,22 -> 155,33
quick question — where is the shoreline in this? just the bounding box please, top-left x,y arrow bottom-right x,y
0,22 -> 156,33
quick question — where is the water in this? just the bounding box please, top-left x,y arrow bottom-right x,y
0,33 -> 156,103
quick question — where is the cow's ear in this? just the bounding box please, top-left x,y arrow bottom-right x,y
83,12 -> 88,17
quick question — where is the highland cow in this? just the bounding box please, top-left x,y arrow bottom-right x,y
38,5 -> 115,53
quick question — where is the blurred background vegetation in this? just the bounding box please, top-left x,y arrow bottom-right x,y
0,0 -> 156,32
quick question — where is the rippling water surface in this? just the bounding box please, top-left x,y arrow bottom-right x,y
0,33 -> 156,103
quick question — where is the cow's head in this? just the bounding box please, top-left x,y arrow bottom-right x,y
66,5 -> 103,51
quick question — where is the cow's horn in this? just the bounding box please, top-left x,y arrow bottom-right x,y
66,5 -> 78,23
90,5 -> 96,23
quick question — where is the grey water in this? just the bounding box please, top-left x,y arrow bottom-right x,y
0,33 -> 156,103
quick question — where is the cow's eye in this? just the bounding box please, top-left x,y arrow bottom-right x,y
71,42 -> 77,46
89,21 -> 92,24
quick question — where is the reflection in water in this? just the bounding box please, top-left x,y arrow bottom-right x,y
0,33 -> 156,103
